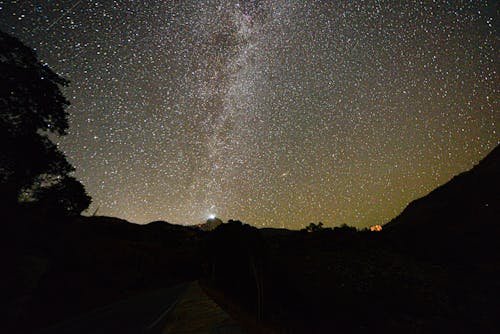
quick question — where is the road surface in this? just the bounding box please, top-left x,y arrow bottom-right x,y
37,281 -> 243,334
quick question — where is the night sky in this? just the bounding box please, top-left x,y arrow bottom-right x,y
1,1 -> 498,228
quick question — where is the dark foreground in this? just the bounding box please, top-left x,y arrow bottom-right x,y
2,146 -> 500,333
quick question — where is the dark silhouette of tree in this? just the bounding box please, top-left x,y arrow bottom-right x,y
0,30 -> 90,214
32,176 -> 91,216
335,223 -> 357,233
303,222 -> 324,232
203,220 -> 267,321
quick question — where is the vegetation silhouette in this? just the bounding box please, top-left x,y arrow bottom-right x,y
302,221 -> 325,232
202,220 -> 267,321
0,30 -> 90,216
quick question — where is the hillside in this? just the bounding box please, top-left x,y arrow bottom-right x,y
385,144 -> 499,232
382,144 -> 500,265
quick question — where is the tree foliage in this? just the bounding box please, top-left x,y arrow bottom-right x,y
203,220 -> 267,318
0,30 -> 90,215
302,222 -> 324,233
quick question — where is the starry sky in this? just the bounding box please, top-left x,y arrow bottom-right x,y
1,1 -> 498,228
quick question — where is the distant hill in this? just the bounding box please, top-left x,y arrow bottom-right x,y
197,217 -> 224,231
383,144 -> 500,262
385,144 -> 499,231
259,227 -> 295,237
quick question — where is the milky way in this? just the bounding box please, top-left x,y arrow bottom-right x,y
1,1 -> 498,228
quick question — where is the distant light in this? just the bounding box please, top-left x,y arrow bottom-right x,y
208,214 -> 216,220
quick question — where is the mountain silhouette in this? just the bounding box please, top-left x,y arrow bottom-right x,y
385,144 -> 499,231
383,144 -> 500,263
198,217 -> 224,231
